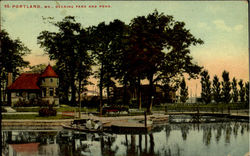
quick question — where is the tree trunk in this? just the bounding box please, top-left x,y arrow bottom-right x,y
147,74 -> 154,113
78,79 -> 82,118
99,64 -> 104,116
0,80 -> 2,105
107,83 -> 110,105
3,80 -> 7,103
136,77 -> 142,110
123,77 -> 128,106
64,87 -> 69,104
70,80 -> 76,106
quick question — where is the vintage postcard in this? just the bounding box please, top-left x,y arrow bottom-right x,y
1,1 -> 249,156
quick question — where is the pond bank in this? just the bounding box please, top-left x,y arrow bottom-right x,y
1,114 -> 169,127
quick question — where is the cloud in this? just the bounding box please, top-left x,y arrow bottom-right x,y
213,20 -> 232,32
234,24 -> 243,31
197,22 -> 211,30
213,20 -> 244,32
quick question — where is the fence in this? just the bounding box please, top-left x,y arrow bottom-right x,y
164,105 -> 249,116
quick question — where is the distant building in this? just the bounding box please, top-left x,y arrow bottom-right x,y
7,65 -> 59,106
113,85 -> 176,105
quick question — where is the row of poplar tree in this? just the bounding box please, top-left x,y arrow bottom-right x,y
200,70 -> 249,104
179,70 -> 249,104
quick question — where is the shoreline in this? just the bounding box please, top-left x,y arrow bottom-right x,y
1,114 -> 169,126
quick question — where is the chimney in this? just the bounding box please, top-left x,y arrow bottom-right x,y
7,73 -> 13,87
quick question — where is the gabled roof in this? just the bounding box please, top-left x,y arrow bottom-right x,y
41,64 -> 58,78
8,73 -> 41,90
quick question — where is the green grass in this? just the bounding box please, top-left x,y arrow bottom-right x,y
2,114 -> 75,120
157,103 -> 248,112
15,107 -> 41,112
14,106 -> 98,113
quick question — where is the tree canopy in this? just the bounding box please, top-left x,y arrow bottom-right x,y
221,70 -> 231,103
37,16 -> 92,105
200,70 -> 212,104
127,10 -> 203,112
37,10 -> 204,113
0,30 -> 30,103
212,75 -> 221,104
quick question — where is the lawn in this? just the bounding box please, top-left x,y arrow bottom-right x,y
2,114 -> 75,120
14,105 -> 98,113
156,102 -> 248,113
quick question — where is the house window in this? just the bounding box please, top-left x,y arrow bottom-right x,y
50,78 -> 53,83
16,92 -> 20,97
50,88 -> 54,96
42,88 -> 46,97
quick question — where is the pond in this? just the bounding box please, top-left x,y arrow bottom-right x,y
2,121 -> 249,156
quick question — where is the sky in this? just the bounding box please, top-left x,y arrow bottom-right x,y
1,1 -> 249,96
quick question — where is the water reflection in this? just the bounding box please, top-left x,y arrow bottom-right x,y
2,122 -> 249,156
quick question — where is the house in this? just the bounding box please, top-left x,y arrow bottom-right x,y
113,85 -> 176,106
7,64 -> 59,106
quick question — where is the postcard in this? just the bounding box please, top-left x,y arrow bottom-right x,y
1,1 -> 249,156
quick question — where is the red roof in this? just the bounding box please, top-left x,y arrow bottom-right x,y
11,143 -> 39,153
41,64 -> 58,78
8,73 -> 40,90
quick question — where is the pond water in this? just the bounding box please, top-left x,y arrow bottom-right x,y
2,121 -> 249,156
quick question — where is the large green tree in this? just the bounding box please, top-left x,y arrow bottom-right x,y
37,16 -> 92,106
221,70 -> 231,104
0,30 -> 30,104
232,77 -> 238,103
212,75 -> 221,104
89,19 -> 128,115
128,10 -> 203,112
200,70 -> 212,104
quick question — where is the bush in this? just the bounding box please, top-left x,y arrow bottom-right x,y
15,99 -> 29,107
82,96 -> 100,108
102,105 -> 129,115
39,107 -> 57,117
14,99 -> 50,107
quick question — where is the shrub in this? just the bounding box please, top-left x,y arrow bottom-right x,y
36,100 -> 50,107
14,99 -> 50,107
39,107 -> 57,117
15,99 -> 29,107
82,96 -> 100,108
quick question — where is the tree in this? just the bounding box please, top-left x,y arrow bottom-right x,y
232,77 -> 238,103
200,70 -> 212,104
238,79 -> 245,103
180,77 -> 188,103
245,81 -> 249,104
89,20 -> 128,115
128,10 -> 203,113
212,75 -> 221,104
221,70 -> 231,104
238,79 -> 245,102
0,30 -> 30,104
37,16 -> 92,106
